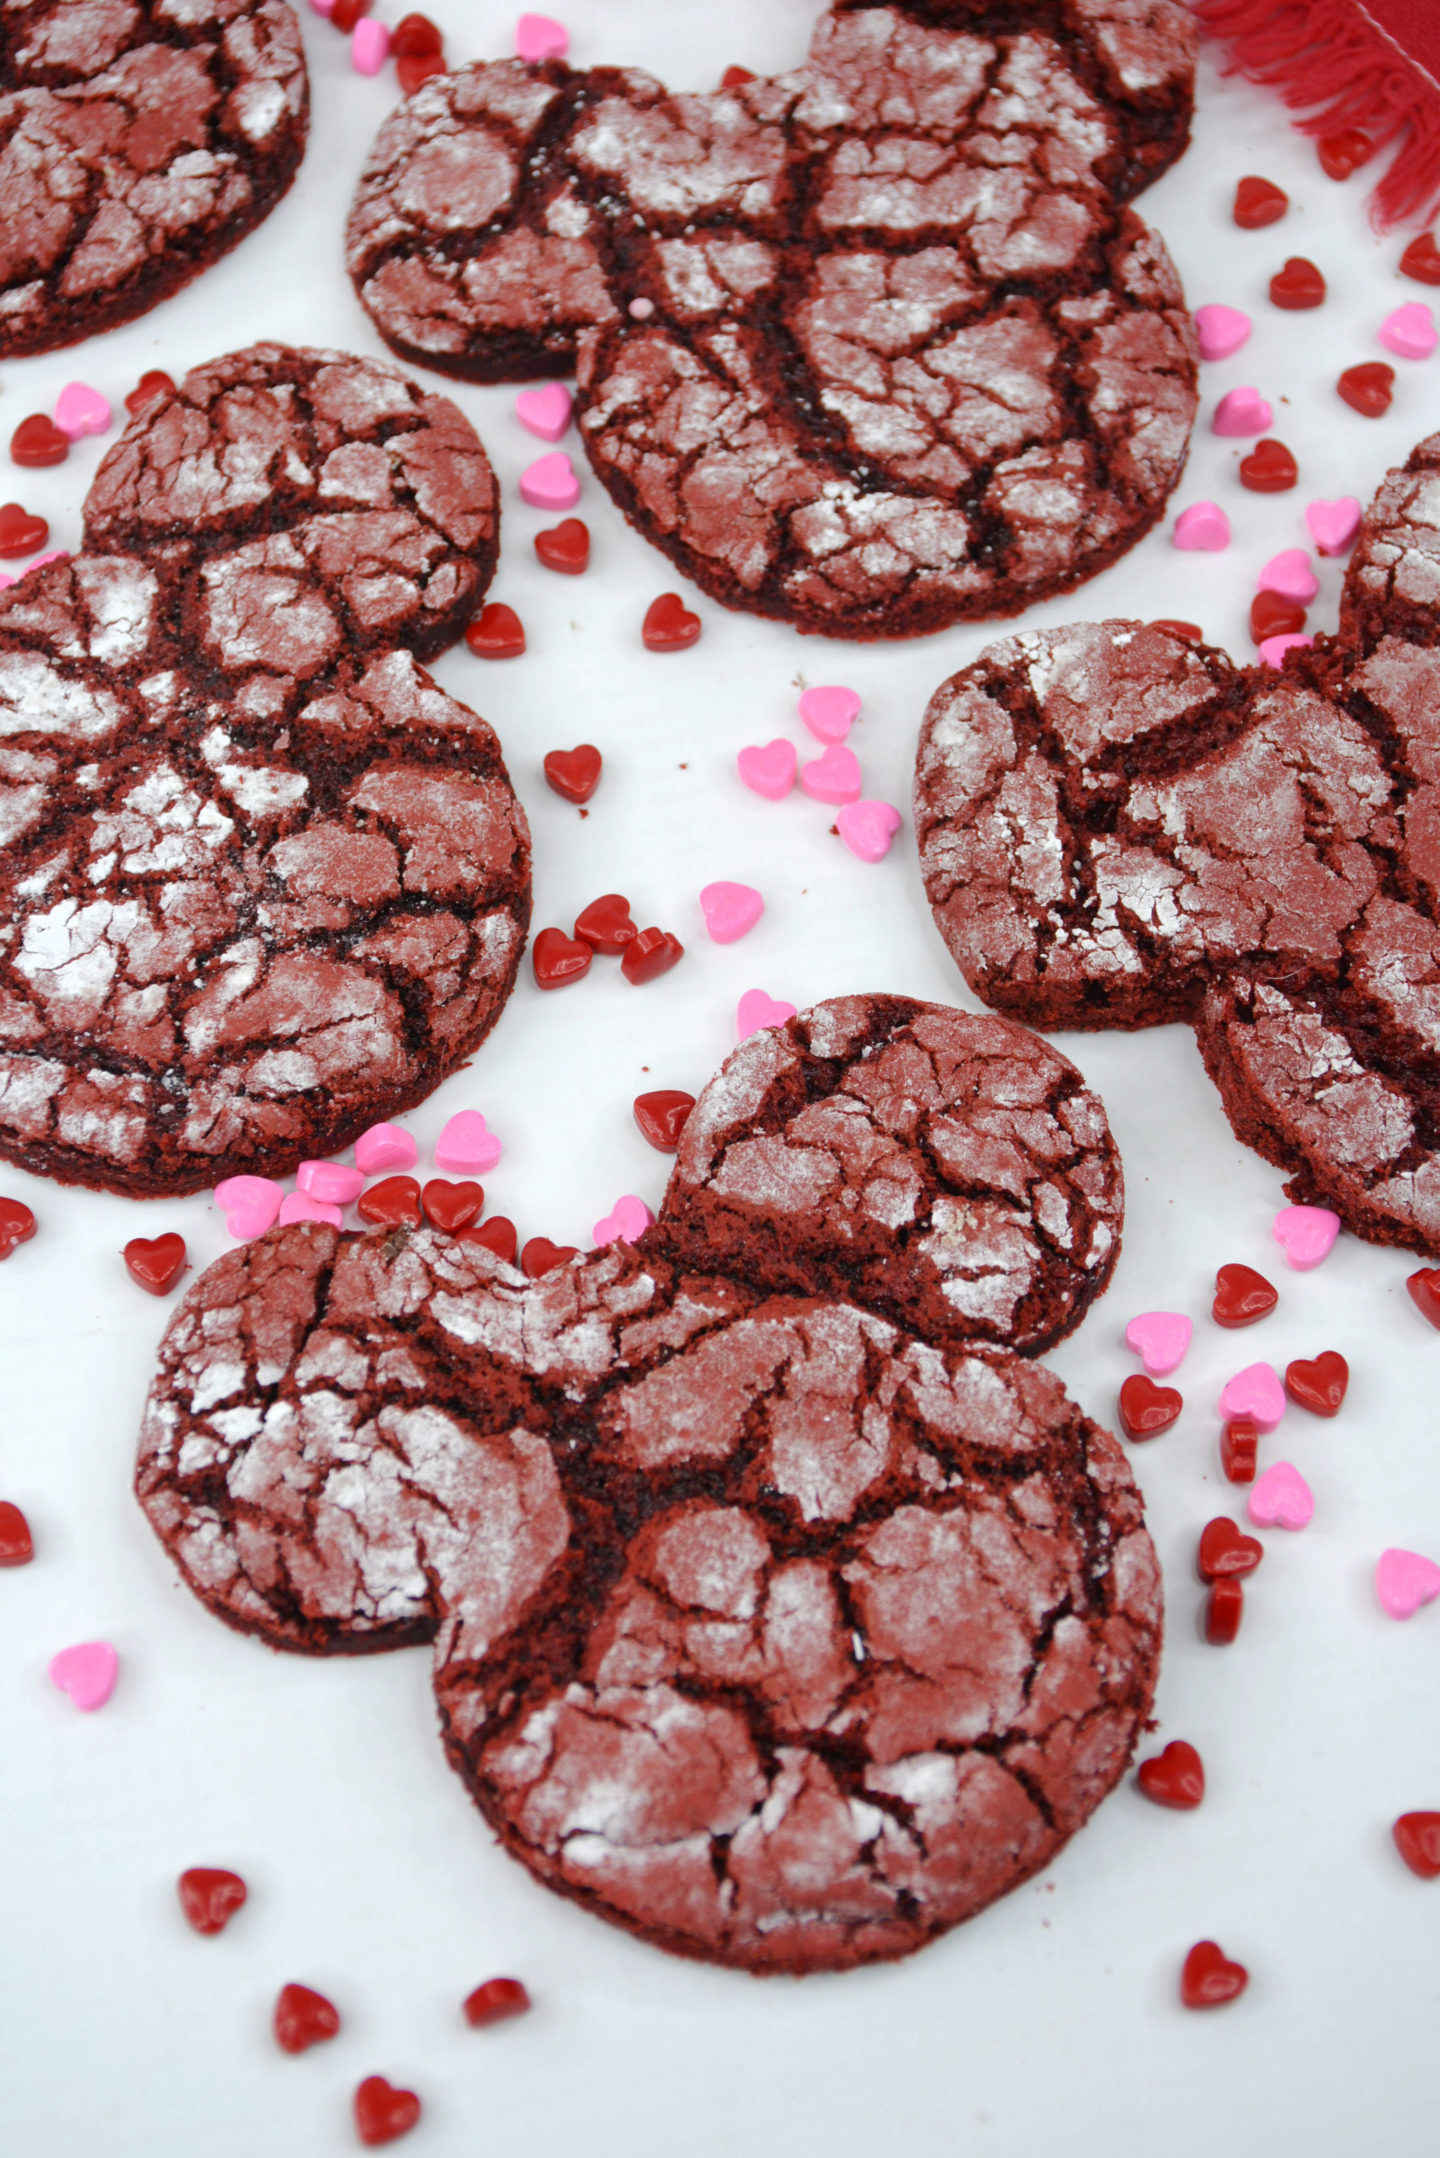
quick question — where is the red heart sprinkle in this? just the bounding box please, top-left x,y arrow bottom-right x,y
1239,438 -> 1298,494
421,1179 -> 483,1234
1213,1262 -> 1277,1327
634,1089 -> 695,1151
355,2077 -> 421,2148
1393,1812 -> 1440,1879
1250,590 -> 1306,644
1318,128 -> 1373,180
357,1175 -> 422,1227
397,49 -> 446,93
1118,1373 -> 1182,1440
1284,1349 -> 1348,1415
463,1976 -> 532,2026
465,602 -> 525,658
642,593 -> 701,651
1269,257 -> 1326,309
274,1982 -> 341,2053
1205,1577 -> 1244,1645
330,0 -> 371,29
1407,1267 -> 1440,1329
0,1196 -> 36,1258
0,501 -> 49,558
1400,233 -> 1440,286
574,892 -> 637,953
720,65 -> 756,88
521,1236 -> 580,1278
533,926 -> 592,989
1234,175 -> 1288,228
458,1215 -> 518,1265
535,517 -> 590,573
10,413 -> 69,467
1198,1516 -> 1264,1582
1137,1739 -> 1205,1810
1150,618 -> 1203,641
0,1500 -> 34,1566
1181,1939 -> 1248,2008
123,1233 -> 187,1296
621,927 -> 684,985
543,744 -> 601,804
1220,1417 -> 1259,1483
178,1867 -> 247,1936
1338,362 -> 1394,417
124,371 -> 175,416
391,11 -> 442,56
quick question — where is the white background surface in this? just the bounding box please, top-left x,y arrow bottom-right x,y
2,5 -> 1439,2152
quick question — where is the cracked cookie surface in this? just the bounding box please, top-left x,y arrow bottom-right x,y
346,0 -> 1198,638
651,994 -> 1122,1354
0,343 -> 525,1197
0,0 -> 308,357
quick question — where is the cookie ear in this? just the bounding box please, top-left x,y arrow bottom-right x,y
347,4 -> 1199,637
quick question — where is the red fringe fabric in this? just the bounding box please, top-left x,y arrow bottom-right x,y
1193,0 -> 1440,227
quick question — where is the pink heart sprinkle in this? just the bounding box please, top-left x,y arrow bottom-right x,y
1194,304 -> 1252,361
1305,496 -> 1362,555
1376,1547 -> 1440,1620
516,11 -> 568,61
214,1174 -> 283,1240
1257,547 -> 1320,603
1259,633 -> 1313,668
629,297 -> 655,320
20,549 -> 69,577
836,799 -> 902,862
801,744 -> 862,804
1211,385 -> 1272,436
1218,1361 -> 1287,1431
515,382 -> 573,441
593,1194 -> 653,1246
1172,500 -> 1231,551
297,1160 -> 365,1206
435,1110 -> 502,1175
518,452 -> 580,510
278,1191 -> 343,1229
1124,1311 -> 1192,1377
355,1122 -> 417,1176
308,0 -> 334,12
737,988 -> 798,1039
1272,1202 -> 1340,1270
53,381 -> 111,440
351,16 -> 389,71
1247,1459 -> 1314,1531
49,1641 -> 119,1711
1379,302 -> 1437,360
797,685 -> 860,743
737,739 -> 796,800
700,880 -> 764,944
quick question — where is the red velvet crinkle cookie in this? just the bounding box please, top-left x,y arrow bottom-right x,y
914,431 -> 1440,1254
651,995 -> 1122,1354
0,344 -> 527,1197
0,1 -> 308,358
346,0 -> 1199,638
137,1225 -> 1161,1974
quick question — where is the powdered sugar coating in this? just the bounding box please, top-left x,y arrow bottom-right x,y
345,1 -> 1198,637
652,994 -> 1122,1353
0,345 -> 526,1196
0,0 -> 308,357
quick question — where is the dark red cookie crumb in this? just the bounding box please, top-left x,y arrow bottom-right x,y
1234,176 -> 1289,227
1338,362 -> 1394,416
634,1090 -> 694,1152
1204,1578 -> 1244,1644
1119,1374 -> 1181,1440
1197,1518 -> 1262,1581
0,1501 -> 34,1565
1181,1939 -> 1248,2006
1136,1740 -> 1204,1809
466,602 -> 526,657
621,928 -> 683,984
535,519 -> 589,574
0,1198 -> 36,1258
1393,1812 -> 1440,1878
533,928 -> 593,989
1221,1418 -> 1259,1482
354,2077 -> 421,2148
124,1234 -> 187,1297
1240,439 -> 1298,493
177,1867 -> 247,1936
1213,1265 -> 1278,1327
574,895 -> 637,954
463,1977 -> 531,2027
10,416 -> 68,467
543,745 -> 602,804
643,595 -> 700,652
1284,1351 -> 1348,1415
274,1982 -> 341,2053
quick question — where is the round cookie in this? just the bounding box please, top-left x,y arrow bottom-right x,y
0,0 -> 308,358
651,995 -> 1123,1354
436,1283 -> 1161,1975
346,2 -> 1199,638
0,344 -> 527,1197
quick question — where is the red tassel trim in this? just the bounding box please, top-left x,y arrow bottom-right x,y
1193,0 -> 1440,227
